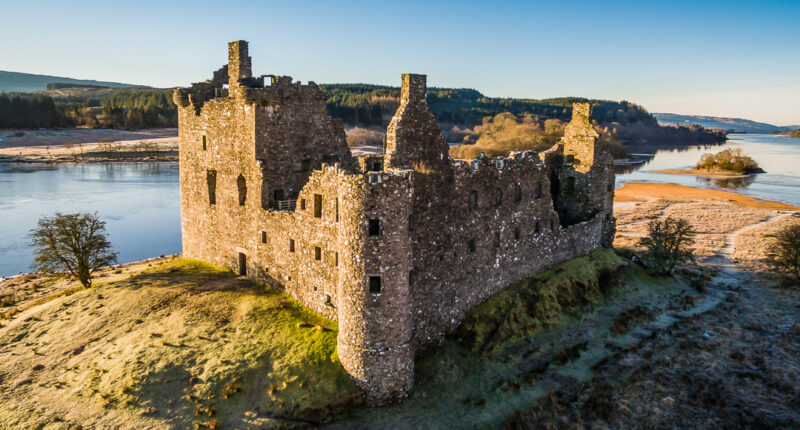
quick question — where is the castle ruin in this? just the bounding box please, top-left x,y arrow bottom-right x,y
174,41 -> 616,404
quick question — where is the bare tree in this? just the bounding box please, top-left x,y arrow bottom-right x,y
768,222 -> 800,282
639,216 -> 695,275
29,213 -> 118,288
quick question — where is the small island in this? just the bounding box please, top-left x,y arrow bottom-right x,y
650,148 -> 765,178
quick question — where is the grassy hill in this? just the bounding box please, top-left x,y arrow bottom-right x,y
0,70 -> 147,93
0,258 -> 360,429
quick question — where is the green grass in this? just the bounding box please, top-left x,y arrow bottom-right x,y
456,248 -> 624,352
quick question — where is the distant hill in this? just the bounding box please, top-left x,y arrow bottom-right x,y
654,113 -> 798,134
0,70 -> 148,92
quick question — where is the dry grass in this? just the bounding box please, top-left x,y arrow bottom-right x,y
345,127 -> 384,147
0,258 -> 360,429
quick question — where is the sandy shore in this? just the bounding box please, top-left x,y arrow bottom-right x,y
647,168 -> 756,179
614,181 -> 800,270
615,182 -> 799,211
0,128 -> 178,163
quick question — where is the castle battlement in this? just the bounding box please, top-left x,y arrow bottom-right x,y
175,41 -> 616,404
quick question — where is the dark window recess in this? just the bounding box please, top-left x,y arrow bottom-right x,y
237,253 -> 246,276
468,239 -> 476,253
206,170 -> 217,206
566,177 -> 576,193
469,190 -> 478,211
408,216 -> 413,233
535,221 -> 541,234
289,239 -> 295,253
300,199 -> 306,210
566,154 -> 575,163
313,194 -> 323,218
607,183 -> 613,192
314,246 -> 321,261
369,276 -> 382,293
514,185 -> 522,202
237,174 -> 247,206
494,189 -> 502,207
494,233 -> 501,249
301,158 -> 311,171
334,252 -> 339,267
274,189 -> 285,201
261,231 -> 267,244
371,160 -> 383,171
514,227 -> 521,240
202,135 -> 207,151
368,219 -> 380,237
335,198 -> 339,222
536,183 -> 543,199
551,218 -> 556,230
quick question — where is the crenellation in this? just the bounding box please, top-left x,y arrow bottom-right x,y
176,41 -> 616,405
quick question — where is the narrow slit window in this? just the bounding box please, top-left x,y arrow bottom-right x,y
289,239 -> 295,253
314,246 -> 321,261
494,233 -> 501,249
368,219 -> 380,237
300,199 -> 306,210
335,198 -> 339,222
261,231 -> 267,244
368,276 -> 382,294
237,174 -> 247,206
514,227 -> 521,240
468,239 -> 476,253
202,135 -> 207,151
313,194 -> 323,218
334,252 -> 339,267
494,189 -> 502,207
514,184 -> 522,202
535,221 -> 541,234
469,190 -> 478,211
206,170 -> 217,206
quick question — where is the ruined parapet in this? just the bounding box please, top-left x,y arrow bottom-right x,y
228,40 -> 252,88
336,172 -> 415,404
561,102 -> 599,173
384,74 -> 450,171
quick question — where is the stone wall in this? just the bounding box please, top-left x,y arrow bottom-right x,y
175,41 -> 616,405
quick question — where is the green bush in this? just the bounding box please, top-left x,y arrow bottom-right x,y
695,148 -> 760,173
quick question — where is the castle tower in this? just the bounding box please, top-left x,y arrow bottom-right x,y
228,40 -> 252,88
335,176 -> 415,405
561,102 -> 599,173
384,74 -> 450,170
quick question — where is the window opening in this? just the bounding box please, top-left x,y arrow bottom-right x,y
368,276 -> 382,293
368,219 -> 380,237
313,194 -> 323,218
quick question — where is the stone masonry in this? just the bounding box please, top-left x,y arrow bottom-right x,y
174,41 -> 616,405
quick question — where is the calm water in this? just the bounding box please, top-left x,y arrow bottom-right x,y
0,163 -> 180,277
617,134 -> 800,206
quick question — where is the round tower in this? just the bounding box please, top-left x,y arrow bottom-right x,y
335,173 -> 414,404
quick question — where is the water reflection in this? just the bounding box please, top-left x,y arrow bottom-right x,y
695,175 -> 755,190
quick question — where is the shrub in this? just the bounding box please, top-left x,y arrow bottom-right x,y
695,148 -> 760,173
639,216 -> 695,275
345,127 -> 384,147
768,222 -> 800,282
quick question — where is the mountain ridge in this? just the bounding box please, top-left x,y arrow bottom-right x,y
654,112 -> 798,134
0,70 -> 148,93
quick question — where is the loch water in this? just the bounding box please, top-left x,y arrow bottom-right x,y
616,134 -> 800,206
0,162 -> 180,277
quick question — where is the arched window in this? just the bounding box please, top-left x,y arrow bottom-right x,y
237,174 -> 247,206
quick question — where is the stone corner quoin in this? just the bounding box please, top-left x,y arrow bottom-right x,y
173,40 -> 616,405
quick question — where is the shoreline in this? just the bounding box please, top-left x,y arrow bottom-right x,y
614,181 -> 800,211
646,168 -> 756,179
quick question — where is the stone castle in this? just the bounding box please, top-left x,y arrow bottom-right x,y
174,41 -> 615,404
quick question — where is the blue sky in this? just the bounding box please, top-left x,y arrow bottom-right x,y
2,0 -> 798,125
